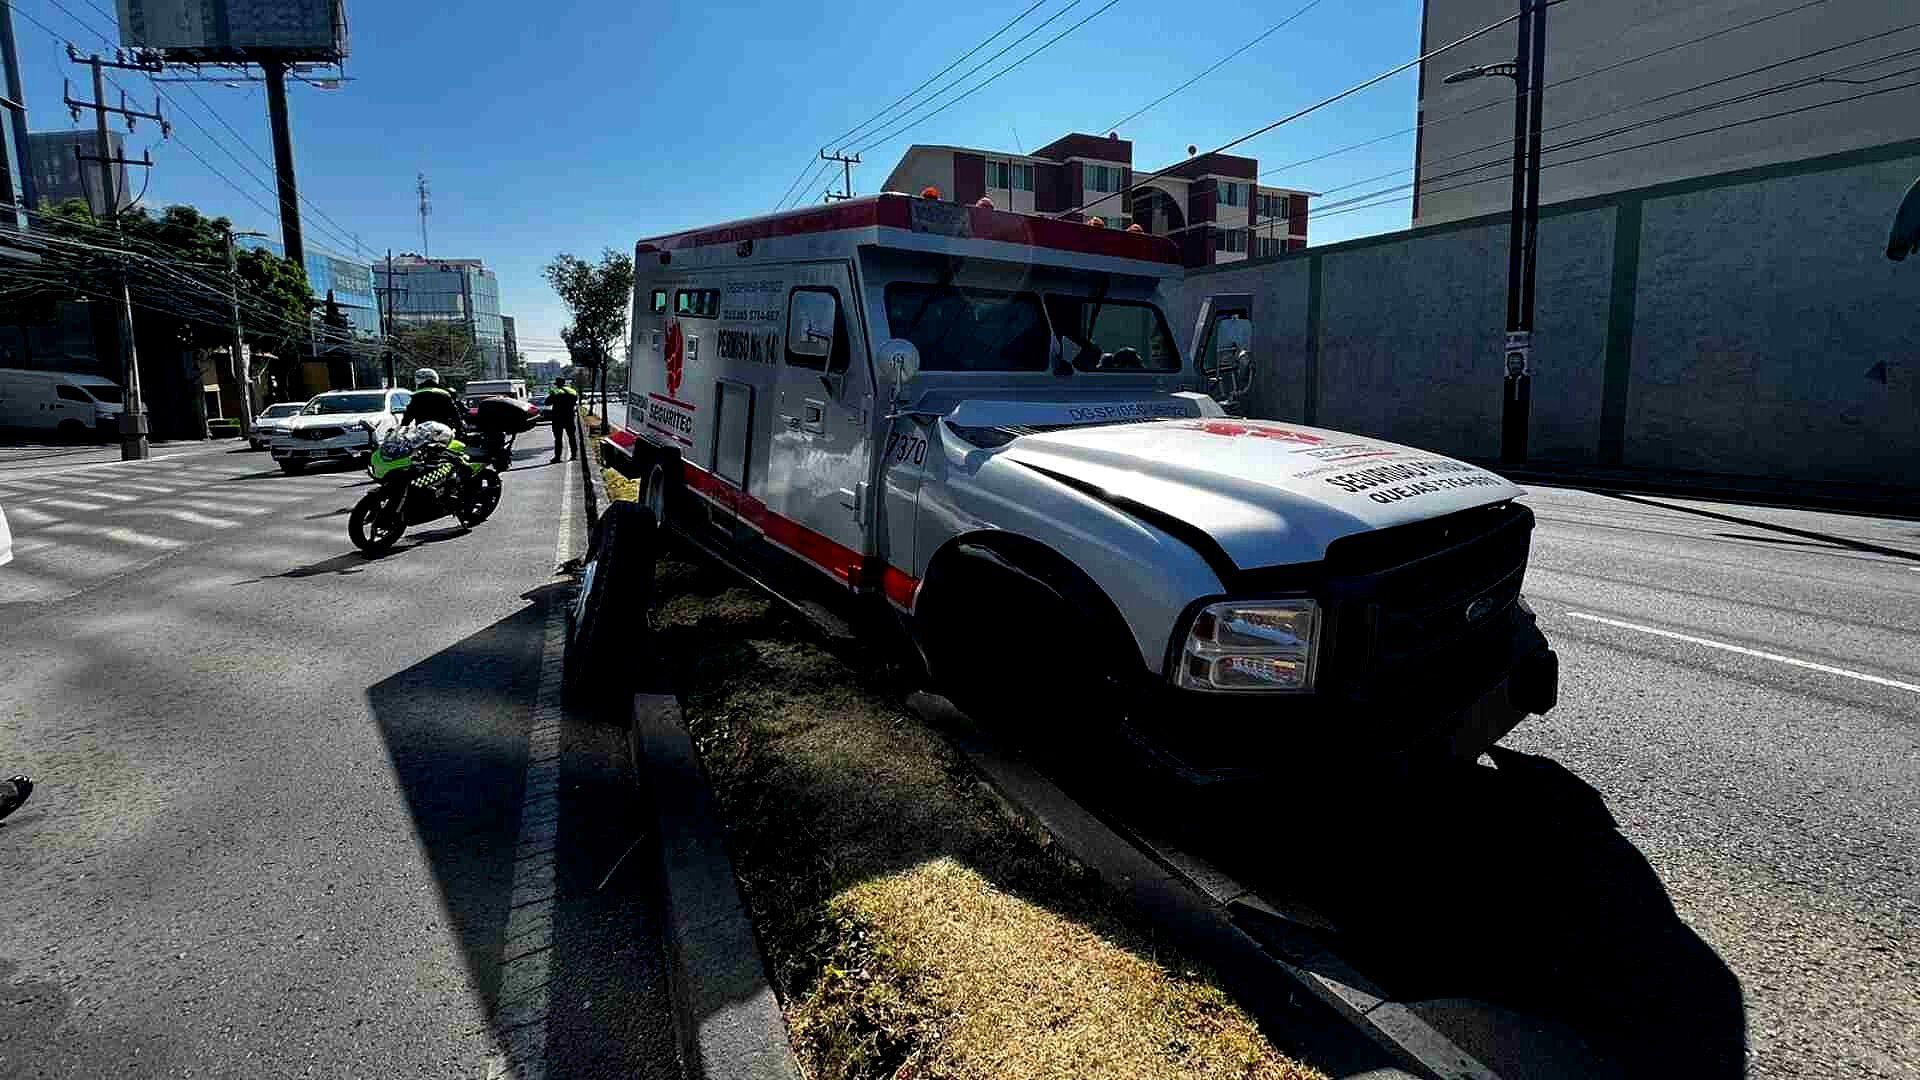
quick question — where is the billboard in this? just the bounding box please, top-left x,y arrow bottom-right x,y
115,1 -> 348,62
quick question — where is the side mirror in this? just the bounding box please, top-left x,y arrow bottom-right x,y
877,338 -> 922,406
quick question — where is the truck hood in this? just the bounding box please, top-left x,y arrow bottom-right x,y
990,416 -> 1523,569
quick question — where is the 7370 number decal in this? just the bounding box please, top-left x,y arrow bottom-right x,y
883,431 -> 928,466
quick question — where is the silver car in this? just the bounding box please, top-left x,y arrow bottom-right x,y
248,401 -> 308,450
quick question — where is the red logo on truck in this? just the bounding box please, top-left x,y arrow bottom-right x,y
664,321 -> 685,398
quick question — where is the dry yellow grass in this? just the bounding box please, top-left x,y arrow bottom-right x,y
650,556 -> 1324,1080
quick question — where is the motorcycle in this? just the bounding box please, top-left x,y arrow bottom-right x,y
467,396 -> 543,471
348,422 -> 502,555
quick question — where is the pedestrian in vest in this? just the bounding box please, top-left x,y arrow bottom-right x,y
548,376 -> 580,463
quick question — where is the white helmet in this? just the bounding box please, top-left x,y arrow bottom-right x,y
414,367 -> 440,388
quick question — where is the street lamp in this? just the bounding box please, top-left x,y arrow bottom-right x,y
1445,0 -> 1545,465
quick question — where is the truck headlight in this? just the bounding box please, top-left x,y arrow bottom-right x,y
1178,599 -> 1320,692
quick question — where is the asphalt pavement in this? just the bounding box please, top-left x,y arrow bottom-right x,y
1153,485 -> 1919,1079
0,442 -> 678,1078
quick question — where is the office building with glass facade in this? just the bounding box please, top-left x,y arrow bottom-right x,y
240,236 -> 381,337
378,255 -> 507,379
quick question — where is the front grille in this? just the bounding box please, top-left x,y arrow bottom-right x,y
1316,502 -> 1533,703
295,426 -> 346,441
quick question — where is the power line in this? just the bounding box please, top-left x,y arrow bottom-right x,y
1257,0 -> 1841,181
1067,2 -> 1540,219
34,0 -> 379,260
1104,0 -> 1331,133
850,0 -> 1124,159
1304,71 -> 1920,228
826,0 -> 1051,154
772,0 -> 1066,209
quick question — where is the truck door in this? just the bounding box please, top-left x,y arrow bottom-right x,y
1188,292 -> 1254,414
765,263 -> 874,585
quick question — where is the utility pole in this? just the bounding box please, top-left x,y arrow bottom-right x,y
417,173 -> 430,256
1444,0 -> 1545,465
820,149 -> 859,201
223,227 -> 268,436
1,0 -> 36,219
260,60 -> 304,270
65,48 -> 167,460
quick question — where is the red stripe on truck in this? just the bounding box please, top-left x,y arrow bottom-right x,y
635,193 -> 1179,266
675,458 -> 919,610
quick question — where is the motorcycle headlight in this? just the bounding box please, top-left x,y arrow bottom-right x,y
1177,599 -> 1320,692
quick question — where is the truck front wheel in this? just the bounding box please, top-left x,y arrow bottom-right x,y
919,541 -> 1136,763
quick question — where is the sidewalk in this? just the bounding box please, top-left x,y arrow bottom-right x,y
1485,459 -> 1920,519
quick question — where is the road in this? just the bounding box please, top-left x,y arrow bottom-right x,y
2,438 -> 1914,1079
1154,484 -> 1918,1079
0,442 -> 677,1078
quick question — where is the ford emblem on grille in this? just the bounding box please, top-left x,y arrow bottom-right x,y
1466,595 -> 1498,623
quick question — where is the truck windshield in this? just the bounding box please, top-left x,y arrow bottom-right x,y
1043,296 -> 1180,373
884,283 -> 1050,372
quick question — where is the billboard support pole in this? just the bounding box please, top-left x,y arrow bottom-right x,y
262,60 -> 304,272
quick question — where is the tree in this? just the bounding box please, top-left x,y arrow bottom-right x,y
2,199 -> 313,431
389,321 -> 476,390
542,249 -> 634,430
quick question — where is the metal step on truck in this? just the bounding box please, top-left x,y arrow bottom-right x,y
566,192 -> 1558,788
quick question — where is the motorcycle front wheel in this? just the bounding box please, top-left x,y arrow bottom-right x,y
349,488 -> 406,555
460,471 -> 502,526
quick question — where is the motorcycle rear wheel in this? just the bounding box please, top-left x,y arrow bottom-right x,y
349,488 -> 406,555
460,471 -> 502,526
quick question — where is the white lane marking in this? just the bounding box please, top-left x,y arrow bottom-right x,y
484,473 -> 576,1080
106,507 -> 241,529
1564,611 -> 1920,695
31,497 -> 109,512
7,507 -> 59,527
38,521 -> 184,550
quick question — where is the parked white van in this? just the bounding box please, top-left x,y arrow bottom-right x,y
0,368 -> 125,440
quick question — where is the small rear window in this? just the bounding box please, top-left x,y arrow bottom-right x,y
674,288 -> 719,318
650,289 -> 668,314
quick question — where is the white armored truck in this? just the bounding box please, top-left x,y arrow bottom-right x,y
570,193 -> 1557,785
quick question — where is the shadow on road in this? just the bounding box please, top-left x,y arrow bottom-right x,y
1118,746 -> 1748,1078
361,582 -> 675,1077
1602,491 -> 1920,561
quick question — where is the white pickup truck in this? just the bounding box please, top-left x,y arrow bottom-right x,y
571,193 -> 1557,785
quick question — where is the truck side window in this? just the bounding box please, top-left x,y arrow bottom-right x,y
650,289 -> 668,314
673,289 -> 719,317
56,385 -> 91,402
784,287 -> 846,373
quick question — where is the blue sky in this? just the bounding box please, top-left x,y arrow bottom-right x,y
7,0 -> 1441,356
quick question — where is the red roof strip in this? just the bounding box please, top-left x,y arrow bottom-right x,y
636,194 -> 1179,266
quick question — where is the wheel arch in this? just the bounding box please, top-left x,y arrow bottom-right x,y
914,529 -> 1149,681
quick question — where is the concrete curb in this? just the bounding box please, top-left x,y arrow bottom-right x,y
630,693 -> 803,1080
574,413 -> 604,545
907,692 -> 1499,1080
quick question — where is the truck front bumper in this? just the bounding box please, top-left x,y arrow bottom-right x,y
1120,612 -> 1559,789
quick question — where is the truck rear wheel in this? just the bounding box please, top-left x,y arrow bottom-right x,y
564,500 -> 658,723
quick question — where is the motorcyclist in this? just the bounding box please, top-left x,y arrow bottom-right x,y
402,368 -> 464,432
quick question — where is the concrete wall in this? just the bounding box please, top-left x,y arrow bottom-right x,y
1174,139 -> 1920,491
1414,0 -> 1920,225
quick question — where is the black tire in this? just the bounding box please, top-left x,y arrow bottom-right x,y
460,471 -> 503,525
920,542 -> 1138,765
348,488 -> 406,556
278,459 -> 307,475
638,456 -> 677,528
564,500 -> 658,721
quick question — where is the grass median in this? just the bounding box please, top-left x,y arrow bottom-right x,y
647,551 -> 1324,1080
